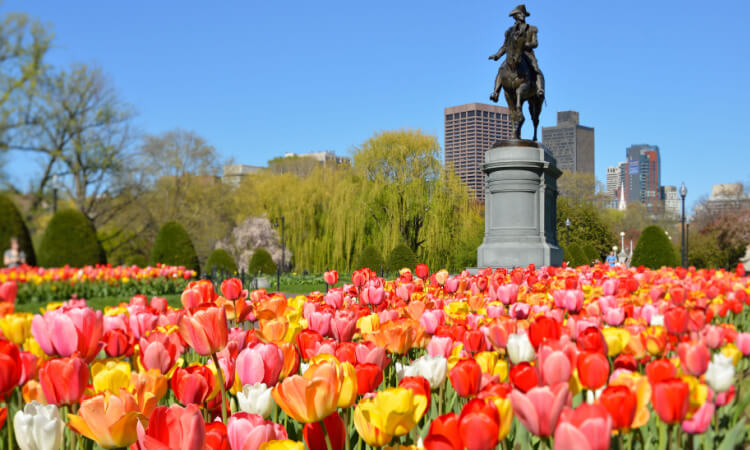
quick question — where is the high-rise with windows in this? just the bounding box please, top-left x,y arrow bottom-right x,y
541,111 -> 595,174
625,144 -> 661,214
444,103 -> 514,202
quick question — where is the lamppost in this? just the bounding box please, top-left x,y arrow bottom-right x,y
618,231 -> 627,264
680,182 -> 688,267
274,216 -> 286,291
565,218 -> 570,247
51,174 -> 59,213
620,231 -> 625,251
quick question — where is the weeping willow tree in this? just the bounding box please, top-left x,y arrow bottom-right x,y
232,129 -> 483,272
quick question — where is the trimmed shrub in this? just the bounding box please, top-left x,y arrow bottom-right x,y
248,248 -> 276,276
356,245 -> 385,272
206,248 -> 237,274
566,243 -> 588,267
387,244 -> 417,272
583,243 -> 599,264
124,254 -> 148,268
38,208 -> 106,267
0,194 -> 36,267
631,225 -> 679,269
149,221 -> 200,273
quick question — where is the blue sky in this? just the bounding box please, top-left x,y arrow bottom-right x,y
4,1 -> 750,209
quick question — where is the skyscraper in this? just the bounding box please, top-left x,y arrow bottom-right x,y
625,144 -> 661,214
541,111 -> 595,174
606,165 -> 622,196
444,103 -> 514,202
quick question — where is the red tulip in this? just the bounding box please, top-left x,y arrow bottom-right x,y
458,398 -> 500,450
528,316 -> 560,349
355,363 -> 383,395
424,413 -> 462,450
220,278 -> 244,301
399,376 -> 431,410
613,354 -> 638,372
554,403 -> 613,450
415,264 -> 429,279
39,357 -> 88,405
599,385 -> 637,430
135,404 -> 205,450
303,411 -> 345,450
509,362 -> 539,393
103,329 -> 134,358
205,422 -> 229,450
652,378 -> 690,424
171,365 -> 216,406
677,341 -> 710,376
297,329 -> 325,361
323,270 -> 338,286
178,305 -> 228,356
0,340 -> 21,399
645,358 -> 676,386
664,307 -> 688,335
577,326 -> 608,355
0,282 -> 17,303
18,351 -> 38,385
576,351 -> 609,390
449,358 -> 482,398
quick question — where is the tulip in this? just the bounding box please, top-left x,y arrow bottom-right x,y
652,378 -> 690,424
645,358 -> 676,385
331,311 -> 357,342
576,326 -> 608,355
427,335 -> 454,358
39,357 -> 88,406
609,371 -> 652,428
601,327 -> 629,357
355,363 -> 383,395
509,362 -> 539,393
272,361 -> 340,423
0,312 -> 33,345
424,412 -> 462,450
307,311 -> 332,337
458,398 -> 499,450
31,306 -> 103,361
411,354 -> 447,388
335,361 -> 358,408
554,403 -> 612,450
138,335 -> 182,375
178,305 -> 228,356
227,412 -> 289,450
18,351 -> 37,385
221,278 -> 244,301
705,353 -> 735,393
0,281 -> 17,303
355,387 -> 427,437
91,359 -> 132,395
323,270 -> 338,286
664,306 -> 688,335
735,332 -> 750,355
538,349 -> 571,386
237,383 -> 275,418
236,343 -> 284,387
399,376 -> 431,411
13,401 -> 64,450
449,358 -> 482,398
171,365 -> 217,406
353,402 -> 393,447
303,412 -> 345,450
360,281 -> 384,306
553,289 -> 584,313
103,329 -> 134,358
68,390 -> 145,449
681,401 -> 714,434
131,370 -> 167,418
206,422 -> 230,450
0,339 -> 21,399
576,351 -> 609,390
599,385 -> 637,431
507,333 -> 535,365
260,441 -> 304,450
510,383 -> 569,437
135,404 -> 205,450
677,341 -> 711,376
415,264 -> 429,279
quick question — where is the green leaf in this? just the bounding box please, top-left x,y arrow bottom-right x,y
717,417 -> 746,450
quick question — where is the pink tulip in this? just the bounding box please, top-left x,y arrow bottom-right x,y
510,383 -> 569,437
701,325 -> 724,349
553,290 -> 584,313
677,342 -> 711,376
427,335 -> 454,358
236,343 -> 283,387
354,344 -> 388,370
602,279 -> 618,296
227,413 -> 287,450
603,307 -> 625,326
0,281 -> 17,303
420,310 -> 445,334
554,403 -> 612,450
496,284 -> 519,304
31,305 -> 103,361
361,280 -> 385,306
486,304 -> 504,318
129,311 -> 160,340
681,402 -> 714,434
307,311 -> 332,337
103,314 -> 128,333
538,348 -> 571,386
323,270 -> 338,286
445,277 -> 459,294
150,296 -> 168,313
324,290 -> 344,309
378,309 -> 399,324
331,311 -> 357,342
735,332 -> 750,355
509,302 -> 530,319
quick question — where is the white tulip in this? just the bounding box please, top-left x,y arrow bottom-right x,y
507,333 -> 535,365
412,355 -> 448,388
650,314 -> 665,327
14,401 -> 64,450
237,383 -> 275,418
705,353 -> 735,393
395,361 -> 418,380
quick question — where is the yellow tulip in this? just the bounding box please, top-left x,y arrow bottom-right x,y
336,361 -> 358,408
357,314 -> 380,335
474,351 -> 509,382
260,440 -> 305,450
91,360 -> 132,395
602,327 -> 630,357
680,375 -> 708,418
356,387 -> 427,437
721,343 -> 741,366
353,401 -> 393,447
0,313 -> 33,345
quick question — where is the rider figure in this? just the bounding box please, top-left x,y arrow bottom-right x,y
489,4 -> 544,102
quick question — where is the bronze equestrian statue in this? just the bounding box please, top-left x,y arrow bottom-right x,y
489,4 -> 545,141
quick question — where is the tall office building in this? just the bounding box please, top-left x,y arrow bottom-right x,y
541,111 -> 595,174
625,144 -> 661,214
444,103 -> 514,202
606,165 -> 622,196
662,185 -> 680,218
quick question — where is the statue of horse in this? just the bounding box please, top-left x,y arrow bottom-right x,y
490,53 -> 545,141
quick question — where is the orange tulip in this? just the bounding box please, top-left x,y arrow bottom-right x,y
372,319 -> 417,355
272,361 -> 340,423
68,390 -> 145,449
178,305 -> 228,356
130,369 -> 167,418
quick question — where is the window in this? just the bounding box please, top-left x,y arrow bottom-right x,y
483,111 -> 488,117
461,112 -> 466,117
490,112 -> 495,118
467,111 -> 475,117
446,114 -> 452,120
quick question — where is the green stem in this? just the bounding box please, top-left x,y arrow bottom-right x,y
211,353 -> 228,423
438,383 -> 444,416
6,401 -> 12,450
344,408 -> 351,450
320,419 -> 333,450
69,403 -> 78,450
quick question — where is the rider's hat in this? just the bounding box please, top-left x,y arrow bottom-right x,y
509,4 -> 530,17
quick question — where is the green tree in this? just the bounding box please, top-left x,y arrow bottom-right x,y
387,244 -> 417,272
0,194 -> 36,266
248,248 -> 276,276
566,243 -> 588,267
356,246 -> 385,272
206,248 -> 237,274
582,243 -> 599,263
38,208 -> 106,267
556,197 -> 615,259
149,221 -> 200,272
631,225 -> 679,269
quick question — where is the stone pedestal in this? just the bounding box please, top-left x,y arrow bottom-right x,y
476,140 -> 563,268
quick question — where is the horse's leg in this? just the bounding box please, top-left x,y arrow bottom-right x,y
504,90 -> 522,139
514,84 -> 529,139
530,98 -> 540,141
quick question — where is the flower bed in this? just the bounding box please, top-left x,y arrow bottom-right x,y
0,264 -> 196,304
0,264 -> 748,449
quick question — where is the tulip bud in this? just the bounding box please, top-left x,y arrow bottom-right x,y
507,333 -> 535,365
237,383 -> 275,418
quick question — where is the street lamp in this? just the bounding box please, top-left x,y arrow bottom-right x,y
620,231 -> 625,251
680,182 -> 688,267
565,218 -> 570,247
274,216 -> 286,292
51,174 -> 60,213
